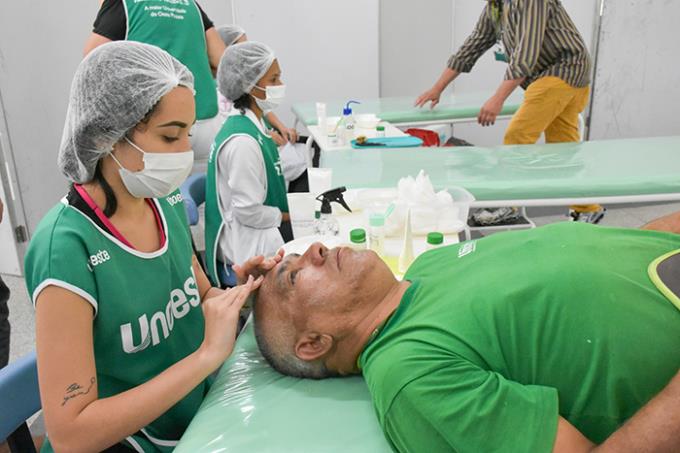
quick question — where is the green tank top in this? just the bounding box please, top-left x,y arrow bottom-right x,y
123,0 -> 218,120
205,113 -> 289,285
25,190 -> 209,452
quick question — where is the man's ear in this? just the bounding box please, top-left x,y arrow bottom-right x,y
294,333 -> 333,362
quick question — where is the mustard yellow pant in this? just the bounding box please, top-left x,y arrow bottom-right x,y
504,76 -> 597,212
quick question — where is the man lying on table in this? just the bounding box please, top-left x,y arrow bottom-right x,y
234,216 -> 680,453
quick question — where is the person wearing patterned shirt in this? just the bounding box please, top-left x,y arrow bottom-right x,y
416,0 -> 603,223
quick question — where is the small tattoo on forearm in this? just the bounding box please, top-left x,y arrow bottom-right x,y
61,377 -> 95,406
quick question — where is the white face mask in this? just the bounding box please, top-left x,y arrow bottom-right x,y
110,137 -> 194,199
253,84 -> 286,112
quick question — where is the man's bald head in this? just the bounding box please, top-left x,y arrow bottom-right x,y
252,243 -> 397,379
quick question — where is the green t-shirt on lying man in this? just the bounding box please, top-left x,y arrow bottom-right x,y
360,222 -> 680,453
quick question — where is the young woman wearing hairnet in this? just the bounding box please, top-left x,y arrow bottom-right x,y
24,41 -> 262,452
215,25 -> 298,144
215,26 -> 308,191
84,0 -> 227,172
204,42 -> 292,287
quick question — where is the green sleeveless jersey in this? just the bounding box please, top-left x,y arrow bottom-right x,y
124,0 -> 217,120
205,113 -> 289,284
25,190 -> 209,452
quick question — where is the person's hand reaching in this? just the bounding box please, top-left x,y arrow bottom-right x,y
232,249 -> 285,284
198,275 -> 263,369
478,95 -> 504,126
414,87 -> 443,109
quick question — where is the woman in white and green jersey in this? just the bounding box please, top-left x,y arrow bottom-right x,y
84,0 -> 227,171
24,42 -> 263,452
204,42 -> 292,287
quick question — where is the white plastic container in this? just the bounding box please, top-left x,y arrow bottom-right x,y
447,186 -> 475,227
355,113 -> 381,130
307,168 -> 333,197
287,193 -> 317,238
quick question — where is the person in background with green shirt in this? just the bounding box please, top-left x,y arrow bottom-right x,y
248,217 -> 680,452
214,25 -> 309,194
204,42 -> 291,288
25,42 -> 262,452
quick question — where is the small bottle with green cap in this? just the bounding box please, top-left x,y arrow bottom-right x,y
426,232 -> 444,251
376,124 -> 386,138
349,228 -> 367,250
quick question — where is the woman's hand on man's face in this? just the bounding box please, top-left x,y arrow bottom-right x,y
232,249 -> 285,284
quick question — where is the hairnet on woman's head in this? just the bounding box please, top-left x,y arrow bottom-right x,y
217,24 -> 246,46
217,41 -> 275,102
58,41 -> 194,183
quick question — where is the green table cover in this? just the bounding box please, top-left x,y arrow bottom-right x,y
292,91 -> 524,126
321,136 -> 680,202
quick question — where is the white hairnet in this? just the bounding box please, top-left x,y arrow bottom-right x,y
217,24 -> 246,46
58,41 -> 194,183
217,41 -> 275,102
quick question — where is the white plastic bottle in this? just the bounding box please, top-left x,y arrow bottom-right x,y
341,100 -> 360,145
316,102 -> 327,136
349,228 -> 367,250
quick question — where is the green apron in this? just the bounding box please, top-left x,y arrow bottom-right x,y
25,191 -> 208,452
205,113 -> 289,284
124,0 -> 218,120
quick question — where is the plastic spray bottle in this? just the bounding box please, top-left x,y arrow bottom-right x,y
313,187 -> 352,236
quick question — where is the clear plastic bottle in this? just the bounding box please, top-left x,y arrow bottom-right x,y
368,213 -> 385,256
328,130 -> 339,147
349,228 -> 367,250
312,187 -> 352,236
426,232 -> 444,250
314,212 -> 339,236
